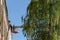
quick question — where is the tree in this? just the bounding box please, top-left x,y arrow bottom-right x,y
22,0 -> 60,40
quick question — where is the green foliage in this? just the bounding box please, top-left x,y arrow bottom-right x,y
22,0 -> 60,40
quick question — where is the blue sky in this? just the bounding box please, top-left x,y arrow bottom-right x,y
6,0 -> 31,40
